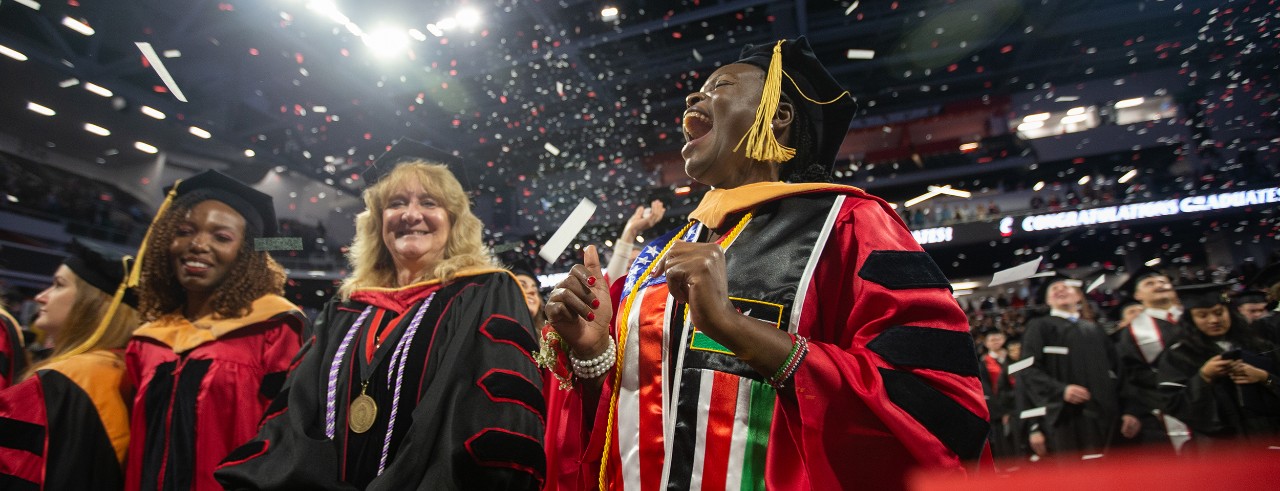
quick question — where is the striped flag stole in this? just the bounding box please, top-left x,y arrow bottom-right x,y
614,282 -> 778,491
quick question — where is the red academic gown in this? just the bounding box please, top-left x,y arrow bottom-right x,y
124,294 -> 304,491
0,350 -> 130,490
544,182 -> 991,491
0,307 -> 28,389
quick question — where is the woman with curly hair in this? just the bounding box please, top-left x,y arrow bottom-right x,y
125,170 -> 304,491
0,241 -> 140,490
217,159 -> 544,490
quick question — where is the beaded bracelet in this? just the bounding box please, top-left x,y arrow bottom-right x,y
768,334 -> 808,389
570,336 -> 617,380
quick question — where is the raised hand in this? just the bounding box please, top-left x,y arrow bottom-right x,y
545,245 -> 614,360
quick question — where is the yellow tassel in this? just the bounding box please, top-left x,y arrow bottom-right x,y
49,181 -> 181,362
734,40 -> 796,164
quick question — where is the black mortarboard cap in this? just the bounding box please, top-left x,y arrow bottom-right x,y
167,170 -> 277,237
1232,289 -> 1268,306
164,170 -> 300,251
735,36 -> 856,177
1174,283 -> 1233,310
64,240 -> 137,308
363,137 -> 476,191
1119,266 -> 1171,296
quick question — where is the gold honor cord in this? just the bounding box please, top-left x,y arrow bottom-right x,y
598,211 -> 753,489
50,181 -> 181,363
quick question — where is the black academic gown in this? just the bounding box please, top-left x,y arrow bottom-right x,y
215,270 -> 545,490
1016,315 -> 1121,456
1157,332 -> 1280,452
1114,317 -> 1183,449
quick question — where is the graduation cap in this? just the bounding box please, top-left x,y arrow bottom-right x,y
1119,266 -> 1171,297
362,137 -> 476,191
164,170 -> 301,251
1231,289 -> 1269,306
48,240 -> 140,363
733,36 -> 856,178
64,240 -> 138,308
1174,283 -> 1233,310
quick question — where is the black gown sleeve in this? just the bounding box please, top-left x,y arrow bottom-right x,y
1157,344 -> 1227,434
1015,317 -> 1066,430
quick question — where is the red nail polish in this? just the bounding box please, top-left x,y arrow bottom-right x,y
587,312 -> 596,321
587,276 -> 597,286
591,299 -> 600,308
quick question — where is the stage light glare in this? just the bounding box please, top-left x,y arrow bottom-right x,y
363,27 -> 409,57
455,7 -> 481,29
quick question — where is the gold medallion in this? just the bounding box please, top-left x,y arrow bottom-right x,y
348,382 -> 377,433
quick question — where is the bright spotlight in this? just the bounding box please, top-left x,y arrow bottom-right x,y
601,6 -> 619,21
244,149 -> 256,158
140,106 -> 166,119
84,123 -> 110,136
62,16 -> 95,36
363,27 -> 409,57
1115,97 -> 1145,109
26,102 -> 55,116
1033,181 -> 1045,191
1118,169 -> 1138,184
189,126 -> 212,139
455,7 -> 481,29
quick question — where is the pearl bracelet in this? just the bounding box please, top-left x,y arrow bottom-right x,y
570,336 -> 617,380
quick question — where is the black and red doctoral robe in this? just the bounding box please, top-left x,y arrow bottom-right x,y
214,270 -> 545,490
125,294 -> 304,491
0,308 -> 28,390
543,182 -> 991,491
0,350 -> 130,490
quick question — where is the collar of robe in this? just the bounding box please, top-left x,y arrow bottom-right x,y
132,294 -> 300,353
349,268 -> 517,313
689,181 -> 873,229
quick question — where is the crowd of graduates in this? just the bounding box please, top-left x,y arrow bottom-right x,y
973,266 -> 1280,468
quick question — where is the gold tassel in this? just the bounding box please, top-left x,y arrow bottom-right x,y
50,181 -> 181,362
734,40 -> 796,164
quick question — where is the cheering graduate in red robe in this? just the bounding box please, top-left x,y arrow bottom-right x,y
0,240 -> 141,489
540,37 -> 990,491
216,158 -> 544,489
125,170 -> 304,491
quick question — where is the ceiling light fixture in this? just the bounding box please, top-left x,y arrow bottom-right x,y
61,16 -> 95,36
1144,257 -> 1162,267
84,82 -> 113,97
1118,169 -> 1138,184
1078,175 -> 1091,185
58,78 -> 79,87
189,126 -> 212,139
14,0 -> 41,10
1016,121 -> 1043,132
0,44 -> 28,61
363,27 -> 409,57
1115,97 -> 1145,109
846,49 -> 875,60
26,102 -> 55,116
1060,114 -> 1089,124
1022,112 -> 1050,123
950,281 -> 982,290
84,123 -> 110,136
1033,181 -> 1045,191
244,149 -> 256,158
1066,106 -> 1086,116
601,6 -> 619,21
134,141 -> 158,154
140,105 -> 166,119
